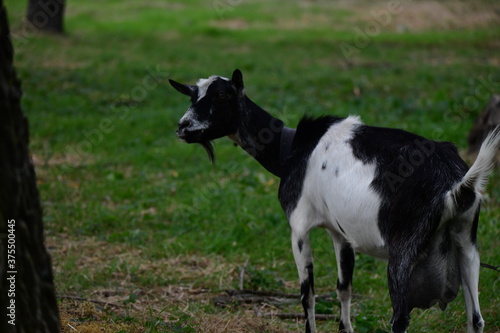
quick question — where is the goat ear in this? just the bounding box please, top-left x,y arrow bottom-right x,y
231,69 -> 245,96
169,79 -> 196,97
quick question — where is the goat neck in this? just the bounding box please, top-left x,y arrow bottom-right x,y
230,96 -> 294,178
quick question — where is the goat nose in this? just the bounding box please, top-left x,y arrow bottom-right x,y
178,119 -> 191,130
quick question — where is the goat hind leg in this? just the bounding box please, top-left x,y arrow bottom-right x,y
459,245 -> 484,333
387,250 -> 415,333
457,211 -> 484,333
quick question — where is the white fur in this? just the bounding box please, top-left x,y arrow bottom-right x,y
178,107 -> 211,135
458,126 -> 500,194
292,116 -> 387,258
444,126 -> 500,218
196,75 -> 229,102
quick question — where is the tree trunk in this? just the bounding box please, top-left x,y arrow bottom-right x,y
26,0 -> 65,34
0,1 -> 61,332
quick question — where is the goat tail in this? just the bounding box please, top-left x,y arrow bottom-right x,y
449,126 -> 500,211
463,126 -> 500,193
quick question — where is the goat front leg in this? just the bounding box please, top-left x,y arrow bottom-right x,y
291,229 -> 316,333
329,230 -> 355,333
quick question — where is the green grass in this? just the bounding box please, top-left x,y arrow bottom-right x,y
5,0 -> 500,332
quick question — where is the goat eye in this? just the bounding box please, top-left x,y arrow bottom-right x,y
214,92 -> 228,102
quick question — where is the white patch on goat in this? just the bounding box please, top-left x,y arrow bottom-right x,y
178,107 -> 211,134
294,116 -> 387,258
196,75 -> 229,102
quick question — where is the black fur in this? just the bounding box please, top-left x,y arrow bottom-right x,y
391,313 -> 411,333
349,125 -> 469,243
470,206 -> 481,244
200,141 -> 215,163
473,311 -> 483,330
300,263 -> 315,333
337,243 -> 355,291
453,183 -> 477,212
169,79 -> 196,97
339,320 -> 346,332
234,97 -> 285,176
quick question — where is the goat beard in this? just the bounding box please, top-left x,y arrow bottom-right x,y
200,141 -> 215,163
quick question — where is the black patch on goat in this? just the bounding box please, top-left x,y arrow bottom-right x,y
391,313 -> 411,333
453,183 -> 477,213
440,225 -> 453,255
337,243 -> 355,291
470,206 -> 481,244
300,263 -> 314,333
234,97 -> 286,177
279,115 -> 343,216
473,311 -> 483,330
349,125 -> 469,243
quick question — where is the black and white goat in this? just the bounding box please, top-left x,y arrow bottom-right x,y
170,69 -> 499,333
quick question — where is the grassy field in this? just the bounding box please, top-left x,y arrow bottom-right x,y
5,0 -> 500,332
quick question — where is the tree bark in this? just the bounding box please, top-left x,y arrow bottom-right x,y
26,0 -> 65,34
0,1 -> 61,332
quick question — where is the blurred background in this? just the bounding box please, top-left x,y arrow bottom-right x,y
4,0 -> 499,332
